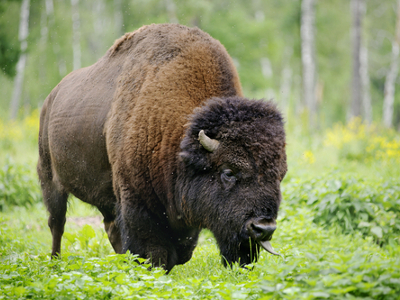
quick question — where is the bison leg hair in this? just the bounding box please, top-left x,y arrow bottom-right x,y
174,230 -> 200,266
98,207 -> 122,253
118,208 -> 177,272
117,194 -> 197,272
39,180 -> 68,258
104,220 -> 122,253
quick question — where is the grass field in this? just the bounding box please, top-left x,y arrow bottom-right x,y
1,113 -> 400,299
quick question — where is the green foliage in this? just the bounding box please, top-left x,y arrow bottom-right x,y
0,156 -> 41,212
283,174 -> 400,246
0,0 -> 21,78
63,225 -> 112,258
0,110 -> 41,212
258,205 -> 400,300
1,200 -> 400,299
323,117 -> 400,163
0,109 -> 39,162
0,31 -> 20,78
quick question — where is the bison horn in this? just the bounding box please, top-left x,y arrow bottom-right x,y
198,130 -> 220,152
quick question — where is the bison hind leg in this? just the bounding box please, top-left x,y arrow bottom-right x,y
41,182 -> 68,258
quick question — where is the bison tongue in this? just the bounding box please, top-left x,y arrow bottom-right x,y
259,240 -> 280,256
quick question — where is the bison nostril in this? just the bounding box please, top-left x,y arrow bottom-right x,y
247,219 -> 276,241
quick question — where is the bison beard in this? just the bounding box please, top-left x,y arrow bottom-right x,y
37,24 -> 287,272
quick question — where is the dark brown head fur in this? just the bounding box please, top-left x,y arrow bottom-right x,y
178,96 -> 287,265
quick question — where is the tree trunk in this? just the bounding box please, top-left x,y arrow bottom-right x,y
10,0 -> 30,119
300,0 -> 317,129
383,0 -> 400,128
350,0 -> 364,119
361,44 -> 372,124
71,0 -> 81,70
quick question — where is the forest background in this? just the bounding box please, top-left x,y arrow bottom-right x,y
1,1 -> 400,298
1,0 -> 400,130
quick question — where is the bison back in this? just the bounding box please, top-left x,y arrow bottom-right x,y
38,42 -> 123,205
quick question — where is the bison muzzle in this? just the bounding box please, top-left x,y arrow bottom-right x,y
37,23 -> 287,272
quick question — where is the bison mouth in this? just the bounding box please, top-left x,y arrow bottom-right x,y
244,217 -> 280,256
217,217 -> 280,267
258,240 -> 280,256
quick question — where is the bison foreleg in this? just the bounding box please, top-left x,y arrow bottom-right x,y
97,206 -> 123,253
117,200 -> 179,272
104,220 -> 122,253
174,229 -> 200,265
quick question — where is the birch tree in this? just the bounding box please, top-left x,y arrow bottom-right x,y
361,44 -> 372,124
301,0 -> 317,129
10,0 -> 30,119
350,0 -> 364,119
71,0 -> 81,70
383,0 -> 400,128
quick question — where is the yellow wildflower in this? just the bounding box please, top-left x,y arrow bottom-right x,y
303,150 -> 315,164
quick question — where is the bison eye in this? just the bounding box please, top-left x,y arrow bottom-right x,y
220,168 -> 237,190
222,169 -> 236,181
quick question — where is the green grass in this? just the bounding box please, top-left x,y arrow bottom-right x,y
1,199 -> 399,299
1,115 -> 400,299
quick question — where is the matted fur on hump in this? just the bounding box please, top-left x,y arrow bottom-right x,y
105,23 -> 242,97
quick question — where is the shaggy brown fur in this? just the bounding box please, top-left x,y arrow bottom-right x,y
38,23 -> 287,272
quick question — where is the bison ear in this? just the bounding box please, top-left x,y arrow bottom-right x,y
198,130 -> 220,152
178,151 -> 191,163
178,150 -> 210,170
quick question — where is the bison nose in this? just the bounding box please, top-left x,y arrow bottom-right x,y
246,218 -> 276,241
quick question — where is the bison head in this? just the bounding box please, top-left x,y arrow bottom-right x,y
178,96 -> 287,267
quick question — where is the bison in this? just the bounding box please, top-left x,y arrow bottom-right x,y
38,23 -> 287,272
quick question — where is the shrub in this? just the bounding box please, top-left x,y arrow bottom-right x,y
282,174 -> 400,246
324,117 -> 400,163
0,157 -> 41,211
0,110 -> 39,153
